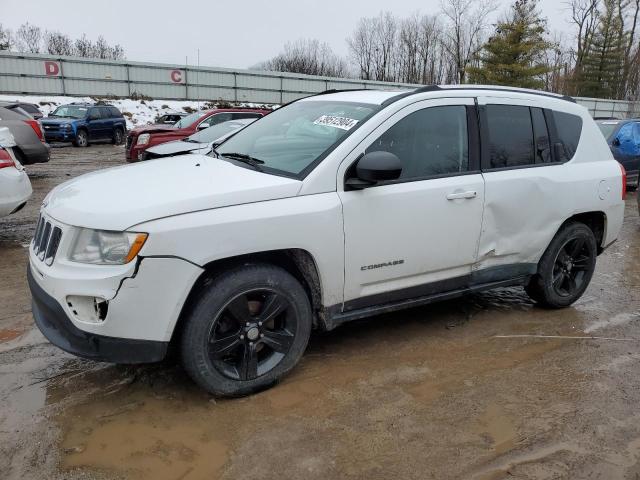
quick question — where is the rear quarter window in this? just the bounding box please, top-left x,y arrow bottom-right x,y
108,107 -> 122,118
553,111 -> 583,161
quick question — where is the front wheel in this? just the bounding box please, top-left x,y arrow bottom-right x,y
525,222 -> 597,308
73,129 -> 88,147
180,264 -> 312,396
112,128 -> 124,145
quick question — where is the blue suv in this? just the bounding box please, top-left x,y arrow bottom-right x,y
41,103 -> 127,147
597,118 -> 640,189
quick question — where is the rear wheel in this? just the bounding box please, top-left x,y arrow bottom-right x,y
73,129 -> 88,147
180,264 -> 312,396
525,222 -> 597,308
112,128 -> 124,145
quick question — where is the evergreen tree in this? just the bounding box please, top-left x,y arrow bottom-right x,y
576,0 -> 628,98
468,0 -> 552,89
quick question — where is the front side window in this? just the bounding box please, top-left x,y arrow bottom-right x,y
485,105 -> 534,168
232,112 -> 263,120
366,105 -> 469,180
597,121 -> 620,140
216,101 -> 377,176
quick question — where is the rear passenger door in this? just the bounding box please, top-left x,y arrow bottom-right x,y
475,97 -> 583,277
86,108 -> 106,139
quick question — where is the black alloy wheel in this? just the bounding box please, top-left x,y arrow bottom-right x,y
181,264 -> 312,396
551,237 -> 593,298
208,289 -> 296,381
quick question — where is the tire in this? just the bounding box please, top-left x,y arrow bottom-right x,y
112,128 -> 124,146
525,222 -> 597,308
180,264 -> 312,396
73,129 -> 88,147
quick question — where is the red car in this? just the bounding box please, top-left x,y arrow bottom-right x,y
125,108 -> 270,162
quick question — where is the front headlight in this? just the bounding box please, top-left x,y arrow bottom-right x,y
137,133 -> 150,145
63,124 -> 72,130
69,229 -> 148,265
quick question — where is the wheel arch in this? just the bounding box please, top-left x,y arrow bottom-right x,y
170,248 -> 326,345
558,210 -> 606,254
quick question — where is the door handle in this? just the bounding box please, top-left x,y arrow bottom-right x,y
446,191 -> 477,200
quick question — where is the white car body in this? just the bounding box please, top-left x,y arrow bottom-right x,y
0,127 -> 32,218
28,86 -> 624,367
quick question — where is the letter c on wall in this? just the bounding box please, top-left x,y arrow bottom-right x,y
170,70 -> 183,83
44,61 -> 60,76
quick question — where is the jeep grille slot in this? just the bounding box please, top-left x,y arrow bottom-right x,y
44,227 -> 62,265
37,222 -> 52,260
33,215 -> 44,254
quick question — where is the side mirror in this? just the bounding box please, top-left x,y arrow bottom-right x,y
345,151 -> 402,190
197,123 -> 210,130
612,137 -> 621,147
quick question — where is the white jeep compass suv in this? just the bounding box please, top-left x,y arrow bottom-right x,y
28,86 -> 625,396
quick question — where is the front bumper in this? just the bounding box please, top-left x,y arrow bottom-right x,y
29,266 -> 168,363
27,214 -> 205,363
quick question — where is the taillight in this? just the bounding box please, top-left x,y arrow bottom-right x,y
24,119 -> 45,142
620,163 -> 627,200
0,148 -> 15,169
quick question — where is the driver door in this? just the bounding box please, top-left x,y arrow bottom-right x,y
338,98 -> 485,310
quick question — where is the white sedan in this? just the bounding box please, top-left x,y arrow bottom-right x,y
0,127 -> 32,218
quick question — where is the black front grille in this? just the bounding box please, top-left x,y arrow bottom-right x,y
33,217 -> 62,265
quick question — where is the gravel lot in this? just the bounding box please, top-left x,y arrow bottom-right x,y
2,145 -> 640,480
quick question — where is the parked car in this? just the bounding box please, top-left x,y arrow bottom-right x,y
4,102 -> 44,120
41,103 -> 127,147
597,119 -> 640,189
125,108 -> 270,162
0,103 -> 50,165
0,127 -> 32,218
143,118 -> 256,160
28,86 -> 624,397
153,112 -> 188,125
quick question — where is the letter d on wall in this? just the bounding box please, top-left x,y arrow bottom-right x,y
44,61 -> 60,76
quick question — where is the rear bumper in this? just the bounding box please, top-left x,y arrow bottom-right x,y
28,266 -> 169,364
18,142 -> 50,164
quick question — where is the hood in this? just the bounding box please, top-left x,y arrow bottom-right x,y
42,117 -> 78,125
44,155 -> 302,231
146,140 -> 209,157
130,125 -> 177,136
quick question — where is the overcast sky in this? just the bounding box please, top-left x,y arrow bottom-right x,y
2,0 -> 573,69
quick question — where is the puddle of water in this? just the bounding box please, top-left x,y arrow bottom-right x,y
477,404 -> 518,455
585,312 -> 640,334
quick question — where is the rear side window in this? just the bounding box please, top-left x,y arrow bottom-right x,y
485,105 -> 534,168
20,104 -> 40,114
553,111 -> 582,161
108,106 -> 121,117
366,105 -> 469,180
531,108 -> 552,163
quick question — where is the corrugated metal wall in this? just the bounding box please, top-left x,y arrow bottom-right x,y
1,51 -> 638,117
0,52 -> 412,104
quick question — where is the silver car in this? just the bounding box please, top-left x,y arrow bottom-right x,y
0,102 -> 50,165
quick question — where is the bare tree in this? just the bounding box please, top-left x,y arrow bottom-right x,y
44,31 -> 74,55
256,39 -> 348,77
347,17 -> 377,79
440,0 -> 498,84
15,22 -> 42,53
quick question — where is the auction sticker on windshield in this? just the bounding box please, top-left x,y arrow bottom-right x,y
313,115 -> 359,130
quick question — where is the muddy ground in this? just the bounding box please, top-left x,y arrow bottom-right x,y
2,145 -> 640,479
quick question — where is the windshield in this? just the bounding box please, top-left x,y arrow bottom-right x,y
173,111 -> 205,128
597,121 -> 620,140
216,101 -> 377,176
188,120 -> 253,143
50,105 -> 88,119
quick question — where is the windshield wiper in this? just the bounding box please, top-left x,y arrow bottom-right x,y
221,152 -> 265,170
183,138 -> 203,143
